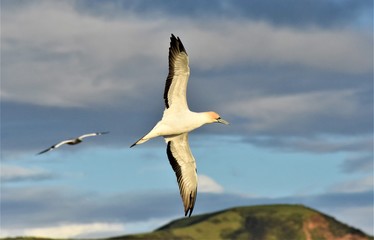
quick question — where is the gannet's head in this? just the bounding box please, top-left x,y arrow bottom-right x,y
206,111 -> 229,125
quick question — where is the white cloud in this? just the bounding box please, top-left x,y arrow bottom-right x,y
1,165 -> 54,182
2,1 -> 371,107
0,217 -> 178,238
198,174 -> 224,193
1,222 -> 125,239
120,217 -> 177,235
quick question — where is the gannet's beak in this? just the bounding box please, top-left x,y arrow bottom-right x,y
217,118 -> 229,125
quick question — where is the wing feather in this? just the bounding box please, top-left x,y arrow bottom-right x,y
78,131 -> 109,139
37,140 -> 72,155
165,133 -> 197,217
37,132 -> 108,155
164,34 -> 190,110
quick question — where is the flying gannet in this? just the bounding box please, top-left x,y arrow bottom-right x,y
37,132 -> 109,155
131,34 -> 228,217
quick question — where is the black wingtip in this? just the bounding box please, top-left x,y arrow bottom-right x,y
36,149 -> 48,155
170,33 -> 186,54
185,208 -> 193,217
130,143 -> 136,148
170,33 -> 177,44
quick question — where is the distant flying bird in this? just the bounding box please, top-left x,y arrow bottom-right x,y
131,34 -> 228,217
37,132 -> 109,155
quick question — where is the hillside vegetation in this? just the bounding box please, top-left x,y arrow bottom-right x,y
3,204 -> 373,240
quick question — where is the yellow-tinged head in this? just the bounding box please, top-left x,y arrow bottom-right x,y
206,111 -> 229,125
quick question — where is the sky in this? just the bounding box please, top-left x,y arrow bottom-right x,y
1,0 -> 373,238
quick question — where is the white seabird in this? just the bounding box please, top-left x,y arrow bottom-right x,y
37,132 -> 109,155
131,34 -> 228,217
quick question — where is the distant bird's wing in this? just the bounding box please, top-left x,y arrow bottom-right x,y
163,34 -> 190,111
37,140 -> 73,155
78,131 -> 109,139
165,133 -> 197,217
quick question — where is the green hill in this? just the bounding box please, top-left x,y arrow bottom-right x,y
111,204 -> 372,240
2,204 -> 372,240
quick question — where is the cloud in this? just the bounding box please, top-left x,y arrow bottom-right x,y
2,1 -> 160,108
0,218 -> 175,239
1,187 -> 181,228
340,155 -> 374,174
1,1 -> 372,238
75,0 -> 372,28
243,135 -> 373,154
2,0 -> 370,158
2,0 -> 371,157
198,174 -> 224,193
1,222 -> 126,239
1,165 -> 56,182
226,90 -> 372,136
2,0 -> 371,109
328,176 -> 374,193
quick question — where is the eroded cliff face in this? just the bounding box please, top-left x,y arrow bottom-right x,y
303,214 -> 370,240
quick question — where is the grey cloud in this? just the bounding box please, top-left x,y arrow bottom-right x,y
304,191 -> 373,208
226,89 -> 373,137
0,187 -> 181,228
1,99 -> 165,158
73,0 -> 371,28
242,136 -> 373,154
340,155 -> 374,174
2,0 -> 371,109
1,0 -> 372,159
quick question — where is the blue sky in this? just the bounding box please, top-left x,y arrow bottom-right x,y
1,0 -> 373,238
